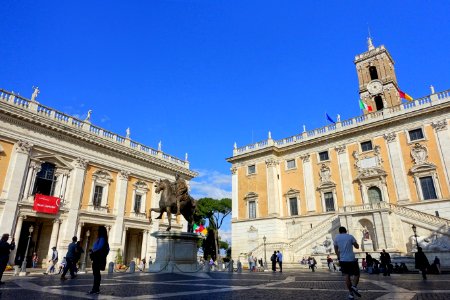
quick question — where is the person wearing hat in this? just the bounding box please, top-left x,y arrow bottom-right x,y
44,246 -> 58,274
0,233 -> 15,284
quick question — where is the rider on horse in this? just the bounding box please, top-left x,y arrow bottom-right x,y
173,173 -> 189,215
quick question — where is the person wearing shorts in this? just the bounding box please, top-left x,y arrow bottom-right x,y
334,226 -> 361,299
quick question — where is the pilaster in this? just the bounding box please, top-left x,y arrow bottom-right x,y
0,140 -> 32,235
59,158 -> 88,253
48,219 -> 61,259
265,158 -> 280,216
380,211 -> 395,249
301,154 -> 316,212
335,145 -> 355,206
373,212 -> 386,250
231,166 -> 238,221
432,120 -> 450,191
9,215 -> 25,265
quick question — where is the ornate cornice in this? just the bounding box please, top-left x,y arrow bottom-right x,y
383,132 -> 397,143
431,119 -> 448,132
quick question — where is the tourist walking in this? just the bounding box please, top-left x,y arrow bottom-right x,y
365,252 -> 373,273
380,249 -> 391,276
334,226 -> 361,299
434,256 -> 441,274
310,257 -> 317,272
276,250 -> 283,273
32,252 -> 39,268
0,234 -> 15,284
270,251 -> 277,272
73,241 -> 84,273
61,236 -> 79,280
88,226 -> 110,295
327,255 -> 336,271
415,247 -> 430,280
44,246 -> 58,274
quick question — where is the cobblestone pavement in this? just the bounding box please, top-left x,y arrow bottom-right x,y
1,271 -> 449,299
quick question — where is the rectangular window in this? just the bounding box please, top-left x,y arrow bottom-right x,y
319,151 -> 329,161
248,201 -> 256,219
286,159 -> 296,169
324,192 -> 335,212
93,185 -> 103,207
248,165 -> 256,175
289,197 -> 298,216
134,194 -> 142,213
420,176 -> 437,200
409,128 -> 424,141
361,141 -> 373,152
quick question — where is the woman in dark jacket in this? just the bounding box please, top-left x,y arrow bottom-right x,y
88,226 -> 109,294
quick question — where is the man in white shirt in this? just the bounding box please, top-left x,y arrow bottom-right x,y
334,226 -> 361,299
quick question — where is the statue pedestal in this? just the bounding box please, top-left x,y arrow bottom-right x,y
148,231 -> 204,273
362,239 -> 374,252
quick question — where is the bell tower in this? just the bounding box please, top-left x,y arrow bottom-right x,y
354,38 -> 401,112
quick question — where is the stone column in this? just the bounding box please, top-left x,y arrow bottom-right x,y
76,222 -> 83,239
22,160 -> 41,200
335,145 -> 355,206
9,215 -> 26,265
108,170 -> 129,263
383,133 -> 410,202
231,167 -> 238,221
58,158 -> 88,255
301,154 -> 316,212
48,219 -> 61,259
266,158 -> 280,216
141,230 -> 148,261
0,140 -> 32,235
432,120 -> 450,189
121,227 -> 128,262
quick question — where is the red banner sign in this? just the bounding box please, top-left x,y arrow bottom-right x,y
33,194 -> 60,214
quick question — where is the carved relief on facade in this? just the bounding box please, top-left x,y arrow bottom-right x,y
92,169 -> 113,183
383,132 -> 397,143
119,170 -> 130,180
410,143 -> 429,165
133,180 -> 149,191
14,140 -> 33,154
73,157 -> 88,169
334,145 -> 346,154
353,146 -> 383,174
300,153 -> 310,163
319,164 -> 332,184
431,119 -> 448,132
265,158 -> 278,167
230,166 -> 237,175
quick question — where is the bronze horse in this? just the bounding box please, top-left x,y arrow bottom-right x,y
149,179 -> 196,232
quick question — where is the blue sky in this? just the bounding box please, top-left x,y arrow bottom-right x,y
1,1 -> 450,243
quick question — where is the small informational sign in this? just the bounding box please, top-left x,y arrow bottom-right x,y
33,194 -> 60,214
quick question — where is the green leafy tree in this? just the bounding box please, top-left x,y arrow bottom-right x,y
195,197 -> 232,260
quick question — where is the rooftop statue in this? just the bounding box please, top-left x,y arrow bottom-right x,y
150,175 -> 196,232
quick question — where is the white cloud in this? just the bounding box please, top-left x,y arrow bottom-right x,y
190,169 -> 231,199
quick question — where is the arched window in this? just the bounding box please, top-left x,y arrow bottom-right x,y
369,66 -> 379,80
374,96 -> 384,110
33,162 -> 56,196
368,186 -> 382,203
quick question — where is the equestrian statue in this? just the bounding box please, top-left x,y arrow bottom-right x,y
149,174 -> 196,232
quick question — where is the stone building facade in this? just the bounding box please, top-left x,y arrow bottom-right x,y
0,89 -> 196,268
227,39 -> 450,266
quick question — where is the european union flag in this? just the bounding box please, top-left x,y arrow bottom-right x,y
326,113 -> 335,124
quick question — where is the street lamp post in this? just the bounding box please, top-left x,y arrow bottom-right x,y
81,229 -> 90,273
19,225 -> 34,276
263,236 -> 267,270
411,224 -> 418,249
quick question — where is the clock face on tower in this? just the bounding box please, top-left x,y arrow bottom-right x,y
367,80 -> 383,95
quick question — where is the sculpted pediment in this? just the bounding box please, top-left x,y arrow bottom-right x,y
244,192 -> 258,200
356,167 -> 387,180
31,153 -> 73,169
410,163 -> 436,174
285,188 -> 300,196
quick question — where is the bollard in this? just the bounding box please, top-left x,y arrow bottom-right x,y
108,262 -> 114,274
129,261 -> 136,273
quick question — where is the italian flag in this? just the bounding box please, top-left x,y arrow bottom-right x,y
397,87 -> 413,101
359,99 -> 373,112
193,223 -> 208,235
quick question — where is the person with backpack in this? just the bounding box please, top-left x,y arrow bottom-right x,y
87,226 -> 109,295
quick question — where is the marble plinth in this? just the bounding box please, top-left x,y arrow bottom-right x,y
362,240 -> 374,251
148,231 -> 204,273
